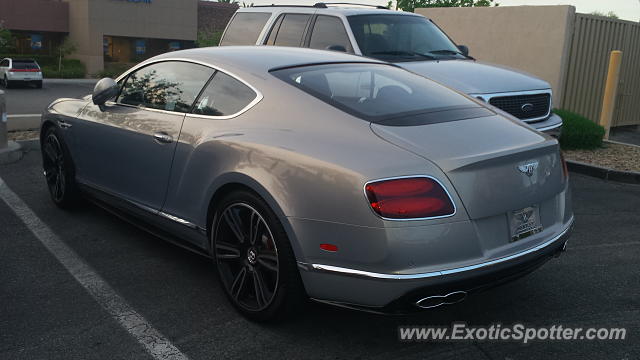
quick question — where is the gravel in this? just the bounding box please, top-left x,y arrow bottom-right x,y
564,141 -> 640,173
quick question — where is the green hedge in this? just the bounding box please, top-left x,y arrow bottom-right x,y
41,59 -> 86,79
554,109 -> 605,150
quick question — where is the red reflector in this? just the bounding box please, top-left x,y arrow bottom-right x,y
365,177 -> 455,219
319,243 -> 338,252
10,69 -> 40,72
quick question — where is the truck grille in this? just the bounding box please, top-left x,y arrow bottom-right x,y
489,93 -> 551,121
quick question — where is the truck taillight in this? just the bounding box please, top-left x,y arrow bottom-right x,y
364,177 -> 455,219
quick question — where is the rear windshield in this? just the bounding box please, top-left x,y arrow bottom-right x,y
271,63 -> 487,125
220,12 -> 272,46
12,60 -> 39,70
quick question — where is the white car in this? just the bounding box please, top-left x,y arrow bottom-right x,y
0,58 -> 43,89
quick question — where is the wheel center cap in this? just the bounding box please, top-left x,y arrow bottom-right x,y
247,248 -> 258,265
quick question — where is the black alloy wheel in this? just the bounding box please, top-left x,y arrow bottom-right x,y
42,127 -> 77,208
212,191 -> 305,321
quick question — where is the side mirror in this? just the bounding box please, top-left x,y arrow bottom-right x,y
457,45 -> 469,57
326,45 -> 347,52
92,78 -> 119,106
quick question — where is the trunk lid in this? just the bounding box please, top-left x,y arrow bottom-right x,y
371,115 -> 565,220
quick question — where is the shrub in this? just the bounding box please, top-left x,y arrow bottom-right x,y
41,59 -> 86,79
554,109 -> 605,150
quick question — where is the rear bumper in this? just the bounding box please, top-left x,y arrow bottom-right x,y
299,217 -> 573,313
6,72 -> 43,81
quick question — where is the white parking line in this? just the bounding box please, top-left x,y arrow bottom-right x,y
0,178 -> 190,360
7,114 -> 41,118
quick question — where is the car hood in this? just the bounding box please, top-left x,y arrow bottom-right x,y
397,60 -> 551,94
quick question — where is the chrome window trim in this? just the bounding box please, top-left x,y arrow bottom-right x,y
304,217 -> 574,280
114,58 -> 264,120
471,89 -> 552,123
362,175 -> 457,221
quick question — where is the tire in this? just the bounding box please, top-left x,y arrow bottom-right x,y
35,80 -> 43,89
41,126 -> 79,208
211,190 -> 305,322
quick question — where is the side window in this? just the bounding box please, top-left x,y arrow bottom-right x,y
272,14 -> 311,47
118,61 -> 214,113
309,16 -> 353,53
192,72 -> 257,117
220,12 -> 272,46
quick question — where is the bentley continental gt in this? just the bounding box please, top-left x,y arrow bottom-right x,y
40,47 -> 573,321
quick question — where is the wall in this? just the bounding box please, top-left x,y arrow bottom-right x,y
0,0 -> 69,33
416,5 -> 575,108
64,0 -> 198,75
562,14 -> 640,127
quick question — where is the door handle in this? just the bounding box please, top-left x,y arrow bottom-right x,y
153,132 -> 173,144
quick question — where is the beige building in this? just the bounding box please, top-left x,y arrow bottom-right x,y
1,0 -> 239,75
66,0 -> 198,75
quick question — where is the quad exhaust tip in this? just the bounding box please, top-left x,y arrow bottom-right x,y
415,291 -> 467,309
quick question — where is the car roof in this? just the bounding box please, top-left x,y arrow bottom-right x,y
145,46 -> 384,77
237,6 -> 423,18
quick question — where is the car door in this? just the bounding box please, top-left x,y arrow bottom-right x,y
73,61 -> 215,210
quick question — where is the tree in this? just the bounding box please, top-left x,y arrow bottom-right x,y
55,38 -> 77,73
196,31 -> 223,47
0,21 -> 14,53
590,11 -> 619,19
395,0 -> 498,13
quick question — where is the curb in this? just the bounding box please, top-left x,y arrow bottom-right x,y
567,160 -> 640,184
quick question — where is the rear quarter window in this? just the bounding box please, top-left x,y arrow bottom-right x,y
192,72 -> 257,117
220,12 -> 272,46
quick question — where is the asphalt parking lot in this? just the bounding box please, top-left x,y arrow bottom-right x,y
1,83 -> 639,359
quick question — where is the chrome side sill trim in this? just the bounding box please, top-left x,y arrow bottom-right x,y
303,217 -> 574,281
158,211 -> 200,230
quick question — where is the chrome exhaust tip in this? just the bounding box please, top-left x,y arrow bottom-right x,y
415,291 -> 467,309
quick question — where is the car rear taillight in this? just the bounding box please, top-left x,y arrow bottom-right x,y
364,177 -> 455,219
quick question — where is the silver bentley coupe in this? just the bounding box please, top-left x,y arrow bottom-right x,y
40,47 -> 574,321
